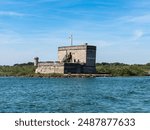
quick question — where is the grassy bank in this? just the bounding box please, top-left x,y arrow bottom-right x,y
0,62 -> 150,77
0,64 -> 36,77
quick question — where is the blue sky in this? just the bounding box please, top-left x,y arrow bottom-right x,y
0,0 -> 150,65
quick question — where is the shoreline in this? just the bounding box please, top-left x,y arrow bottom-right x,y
1,73 -> 150,78
0,73 -> 112,78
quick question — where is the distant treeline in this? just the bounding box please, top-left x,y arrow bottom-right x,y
0,62 -> 150,77
13,62 -> 34,66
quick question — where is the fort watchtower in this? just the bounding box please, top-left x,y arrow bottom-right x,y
58,43 -> 96,73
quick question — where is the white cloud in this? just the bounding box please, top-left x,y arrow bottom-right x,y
0,11 -> 25,17
129,14 -> 150,23
120,14 -> 150,24
133,30 -> 144,41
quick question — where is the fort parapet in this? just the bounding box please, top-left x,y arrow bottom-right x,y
38,61 -> 61,66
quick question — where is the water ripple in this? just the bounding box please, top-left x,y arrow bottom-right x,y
0,77 -> 150,113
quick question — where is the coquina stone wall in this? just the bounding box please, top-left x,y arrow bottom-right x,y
58,45 -> 87,64
58,45 -> 96,67
35,64 -> 64,74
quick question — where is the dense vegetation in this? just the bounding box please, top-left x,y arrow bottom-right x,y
96,62 -> 150,76
0,62 -> 36,77
0,62 -> 150,77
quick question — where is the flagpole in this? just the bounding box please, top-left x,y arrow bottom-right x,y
70,35 -> 73,46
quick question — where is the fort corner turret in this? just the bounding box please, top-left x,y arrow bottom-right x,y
35,43 -> 96,74
34,57 -> 39,66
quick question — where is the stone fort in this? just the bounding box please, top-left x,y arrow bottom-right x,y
34,43 -> 96,74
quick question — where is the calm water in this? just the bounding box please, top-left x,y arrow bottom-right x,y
0,77 -> 149,113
